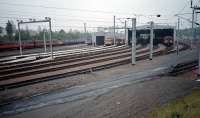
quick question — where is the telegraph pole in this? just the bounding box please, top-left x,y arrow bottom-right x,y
150,21 -> 154,60
113,16 -> 116,45
195,11 -> 198,40
17,22 -> 22,56
132,18 -> 136,65
84,23 -> 87,42
196,12 -> 200,76
125,20 -> 127,46
49,18 -> 53,59
191,8 -> 195,49
84,23 -> 87,33
43,30 -> 47,53
190,0 -> 200,49
190,0 -> 200,76
198,32 -> 200,76
177,18 -> 180,55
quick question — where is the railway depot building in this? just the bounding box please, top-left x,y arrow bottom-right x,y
92,25 -> 175,47
128,25 -> 175,47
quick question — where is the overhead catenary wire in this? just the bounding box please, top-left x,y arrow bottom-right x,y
2,10 -> 114,21
176,0 -> 190,15
0,2 -> 134,15
0,1 -> 191,31
1,12 -> 113,22
0,3 -> 178,26
0,15 -> 113,23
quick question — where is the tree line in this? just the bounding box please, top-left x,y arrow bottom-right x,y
0,20 -> 92,42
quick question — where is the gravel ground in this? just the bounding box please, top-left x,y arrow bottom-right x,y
0,48 -> 199,118
0,49 -> 197,105
6,72 -> 200,118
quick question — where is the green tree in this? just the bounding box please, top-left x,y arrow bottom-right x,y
0,26 -> 3,34
6,20 -> 14,39
59,29 -> 65,34
15,30 -> 31,41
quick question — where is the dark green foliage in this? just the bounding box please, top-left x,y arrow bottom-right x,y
0,27 -> 3,34
171,112 -> 183,118
0,34 -> 15,41
0,26 -> 91,41
53,30 -> 81,40
6,21 -> 14,38
148,90 -> 200,118
15,30 -> 31,41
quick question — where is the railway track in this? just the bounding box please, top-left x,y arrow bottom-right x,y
0,43 -> 188,90
0,46 -> 146,74
0,44 -> 88,58
0,46 -> 128,68
169,60 -> 198,76
0,45 -> 123,64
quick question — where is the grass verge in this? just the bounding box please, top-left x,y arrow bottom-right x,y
148,89 -> 200,118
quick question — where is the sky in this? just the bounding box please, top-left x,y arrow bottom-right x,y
0,0 -> 197,32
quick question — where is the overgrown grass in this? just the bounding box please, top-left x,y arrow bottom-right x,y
148,90 -> 200,118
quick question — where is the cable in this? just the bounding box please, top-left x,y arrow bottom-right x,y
3,10 -> 113,21
53,25 -> 106,28
1,13 -> 113,23
0,16 -> 29,20
192,0 -> 200,7
0,2 -> 133,15
0,17 -> 113,27
176,0 -> 190,15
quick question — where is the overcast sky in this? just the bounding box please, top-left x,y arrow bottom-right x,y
0,0 -> 195,32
